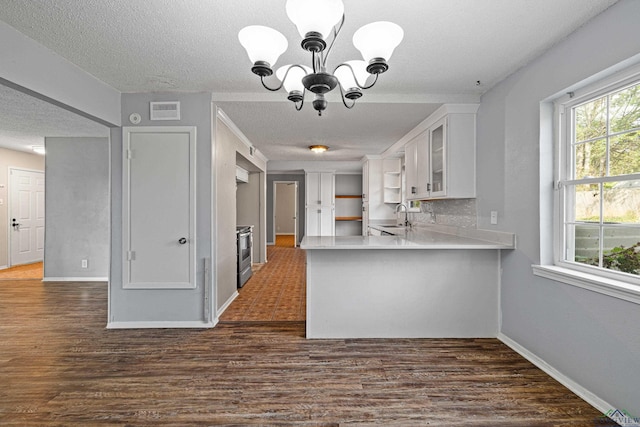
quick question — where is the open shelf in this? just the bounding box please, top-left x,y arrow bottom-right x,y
336,216 -> 363,221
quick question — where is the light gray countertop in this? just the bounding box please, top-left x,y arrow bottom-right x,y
301,225 -> 515,250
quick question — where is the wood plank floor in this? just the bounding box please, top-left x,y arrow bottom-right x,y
0,280 -> 611,426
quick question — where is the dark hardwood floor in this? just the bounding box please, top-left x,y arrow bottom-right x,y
0,280 -> 610,426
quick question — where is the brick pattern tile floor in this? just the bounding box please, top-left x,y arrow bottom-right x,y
220,243 -> 306,321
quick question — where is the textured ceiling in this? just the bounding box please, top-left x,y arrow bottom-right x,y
0,0 -> 619,162
0,84 -> 109,153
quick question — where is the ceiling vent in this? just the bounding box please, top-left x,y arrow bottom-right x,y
150,101 -> 180,121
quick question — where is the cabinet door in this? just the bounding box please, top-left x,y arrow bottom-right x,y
361,202 -> 369,236
404,139 -> 418,199
362,161 -> 369,202
415,131 -> 430,198
429,117 -> 447,198
306,206 -> 334,236
320,206 -> 335,236
306,172 -> 321,206
319,172 -> 334,206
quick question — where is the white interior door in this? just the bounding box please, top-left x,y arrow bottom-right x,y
123,127 -> 196,289
9,169 -> 45,266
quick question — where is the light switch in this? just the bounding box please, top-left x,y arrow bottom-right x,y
490,211 -> 498,225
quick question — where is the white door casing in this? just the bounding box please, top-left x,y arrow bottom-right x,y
122,127 -> 196,289
9,169 -> 45,266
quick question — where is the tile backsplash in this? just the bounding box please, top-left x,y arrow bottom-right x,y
406,198 -> 477,228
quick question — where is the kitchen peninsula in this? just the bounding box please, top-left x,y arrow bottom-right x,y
301,225 -> 515,338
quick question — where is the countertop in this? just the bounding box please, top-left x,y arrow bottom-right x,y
301,225 -> 515,250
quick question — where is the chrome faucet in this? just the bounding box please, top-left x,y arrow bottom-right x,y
395,203 -> 409,227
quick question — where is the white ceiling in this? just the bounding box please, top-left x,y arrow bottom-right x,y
0,0 -> 618,163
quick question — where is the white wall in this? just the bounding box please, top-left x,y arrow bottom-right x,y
476,0 -> 640,412
44,137 -> 109,280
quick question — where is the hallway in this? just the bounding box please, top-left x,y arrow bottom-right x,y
219,237 -> 306,321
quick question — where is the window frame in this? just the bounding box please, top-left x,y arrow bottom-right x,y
543,65 -> 640,296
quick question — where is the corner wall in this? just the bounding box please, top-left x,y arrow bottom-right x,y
476,0 -> 640,412
109,92 -> 212,326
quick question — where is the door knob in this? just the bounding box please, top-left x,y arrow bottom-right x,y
178,238 -> 187,244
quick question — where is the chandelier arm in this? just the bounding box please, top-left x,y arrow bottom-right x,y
260,64 -> 309,92
294,89 -> 306,111
322,14 -> 345,68
338,84 -> 357,110
333,63 -> 380,90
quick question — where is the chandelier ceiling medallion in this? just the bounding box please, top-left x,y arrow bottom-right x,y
238,0 -> 404,116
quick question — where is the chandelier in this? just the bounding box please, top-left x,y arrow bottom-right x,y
238,0 -> 403,116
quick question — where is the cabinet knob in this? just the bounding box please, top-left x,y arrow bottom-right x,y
411,186 -> 417,194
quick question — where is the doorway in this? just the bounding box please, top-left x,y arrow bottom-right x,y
273,181 -> 298,247
8,168 -> 45,268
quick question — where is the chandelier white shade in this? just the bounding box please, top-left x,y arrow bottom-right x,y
238,25 -> 288,67
238,0 -> 403,115
285,0 -> 344,40
353,21 -> 404,63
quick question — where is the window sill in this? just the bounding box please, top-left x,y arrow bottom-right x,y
532,265 -> 640,305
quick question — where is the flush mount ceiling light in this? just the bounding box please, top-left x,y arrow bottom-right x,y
309,145 -> 329,153
238,0 -> 403,116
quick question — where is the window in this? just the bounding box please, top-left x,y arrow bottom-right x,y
557,77 -> 640,283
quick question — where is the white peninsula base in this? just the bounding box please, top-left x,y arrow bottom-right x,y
302,226 -> 516,339
305,248 -> 501,338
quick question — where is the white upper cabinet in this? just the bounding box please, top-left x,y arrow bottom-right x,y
404,105 -> 477,201
306,172 -> 334,206
305,172 -> 335,236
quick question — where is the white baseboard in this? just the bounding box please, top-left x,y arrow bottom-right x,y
0,265 -> 8,271
267,241 -> 275,245
216,290 -> 239,317
107,320 -> 214,329
43,277 -> 108,282
276,233 -> 295,236
498,333 -> 613,415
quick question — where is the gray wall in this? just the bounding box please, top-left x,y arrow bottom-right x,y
44,137 -> 109,279
0,147 -> 45,268
267,174 -> 305,245
477,0 -> 640,411
109,92 -> 212,325
214,116 -> 267,313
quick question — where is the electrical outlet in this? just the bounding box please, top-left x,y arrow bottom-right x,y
81,259 -> 88,269
490,211 -> 498,225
